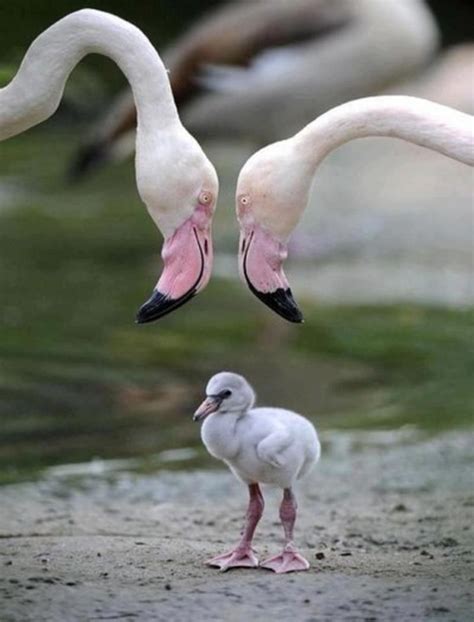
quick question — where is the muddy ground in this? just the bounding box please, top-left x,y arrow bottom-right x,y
1,430 -> 472,621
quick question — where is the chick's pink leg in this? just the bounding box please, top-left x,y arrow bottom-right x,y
207,483 -> 264,571
261,488 -> 310,573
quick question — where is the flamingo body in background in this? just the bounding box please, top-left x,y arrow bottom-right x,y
235,96 -> 474,322
392,43 -> 474,114
70,0 -> 438,178
0,9 -> 218,322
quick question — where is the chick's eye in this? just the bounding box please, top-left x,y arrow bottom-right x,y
220,389 -> 232,399
199,191 -> 212,205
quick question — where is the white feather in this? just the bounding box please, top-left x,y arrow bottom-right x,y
199,372 -> 320,489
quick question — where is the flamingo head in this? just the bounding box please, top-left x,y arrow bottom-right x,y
193,372 -> 256,422
135,131 -> 218,323
236,140 -> 314,323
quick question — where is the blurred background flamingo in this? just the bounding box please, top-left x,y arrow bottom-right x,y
69,0 -> 441,177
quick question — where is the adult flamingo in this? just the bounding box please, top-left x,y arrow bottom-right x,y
234,96 -> 474,322
0,9 -> 218,323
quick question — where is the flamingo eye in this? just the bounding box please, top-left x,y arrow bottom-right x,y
239,195 -> 250,206
199,191 -> 212,205
220,389 -> 232,399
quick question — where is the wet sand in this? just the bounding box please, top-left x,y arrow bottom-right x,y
1,430 -> 472,621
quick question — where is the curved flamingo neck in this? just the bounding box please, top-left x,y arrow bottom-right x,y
0,9 -> 180,141
294,96 -> 474,170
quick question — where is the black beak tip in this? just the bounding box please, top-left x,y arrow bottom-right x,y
135,292 -> 166,324
135,288 -> 196,324
253,287 -> 304,324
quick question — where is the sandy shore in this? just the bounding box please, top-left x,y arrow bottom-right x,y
1,430 -> 472,621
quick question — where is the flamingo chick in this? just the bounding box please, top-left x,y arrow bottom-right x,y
193,372 -> 320,573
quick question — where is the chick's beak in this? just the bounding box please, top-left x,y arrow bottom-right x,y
193,396 -> 221,422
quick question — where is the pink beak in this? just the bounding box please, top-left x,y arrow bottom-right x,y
193,396 -> 221,422
136,218 -> 212,323
239,224 -> 303,323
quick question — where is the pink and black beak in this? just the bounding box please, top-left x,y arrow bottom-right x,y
136,219 -> 212,323
136,287 -> 196,324
239,225 -> 303,323
193,394 -> 222,422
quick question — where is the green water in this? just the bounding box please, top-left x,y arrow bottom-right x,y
1,128 -> 473,484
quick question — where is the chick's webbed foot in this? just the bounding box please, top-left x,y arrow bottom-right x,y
206,546 -> 259,571
260,545 -> 310,574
